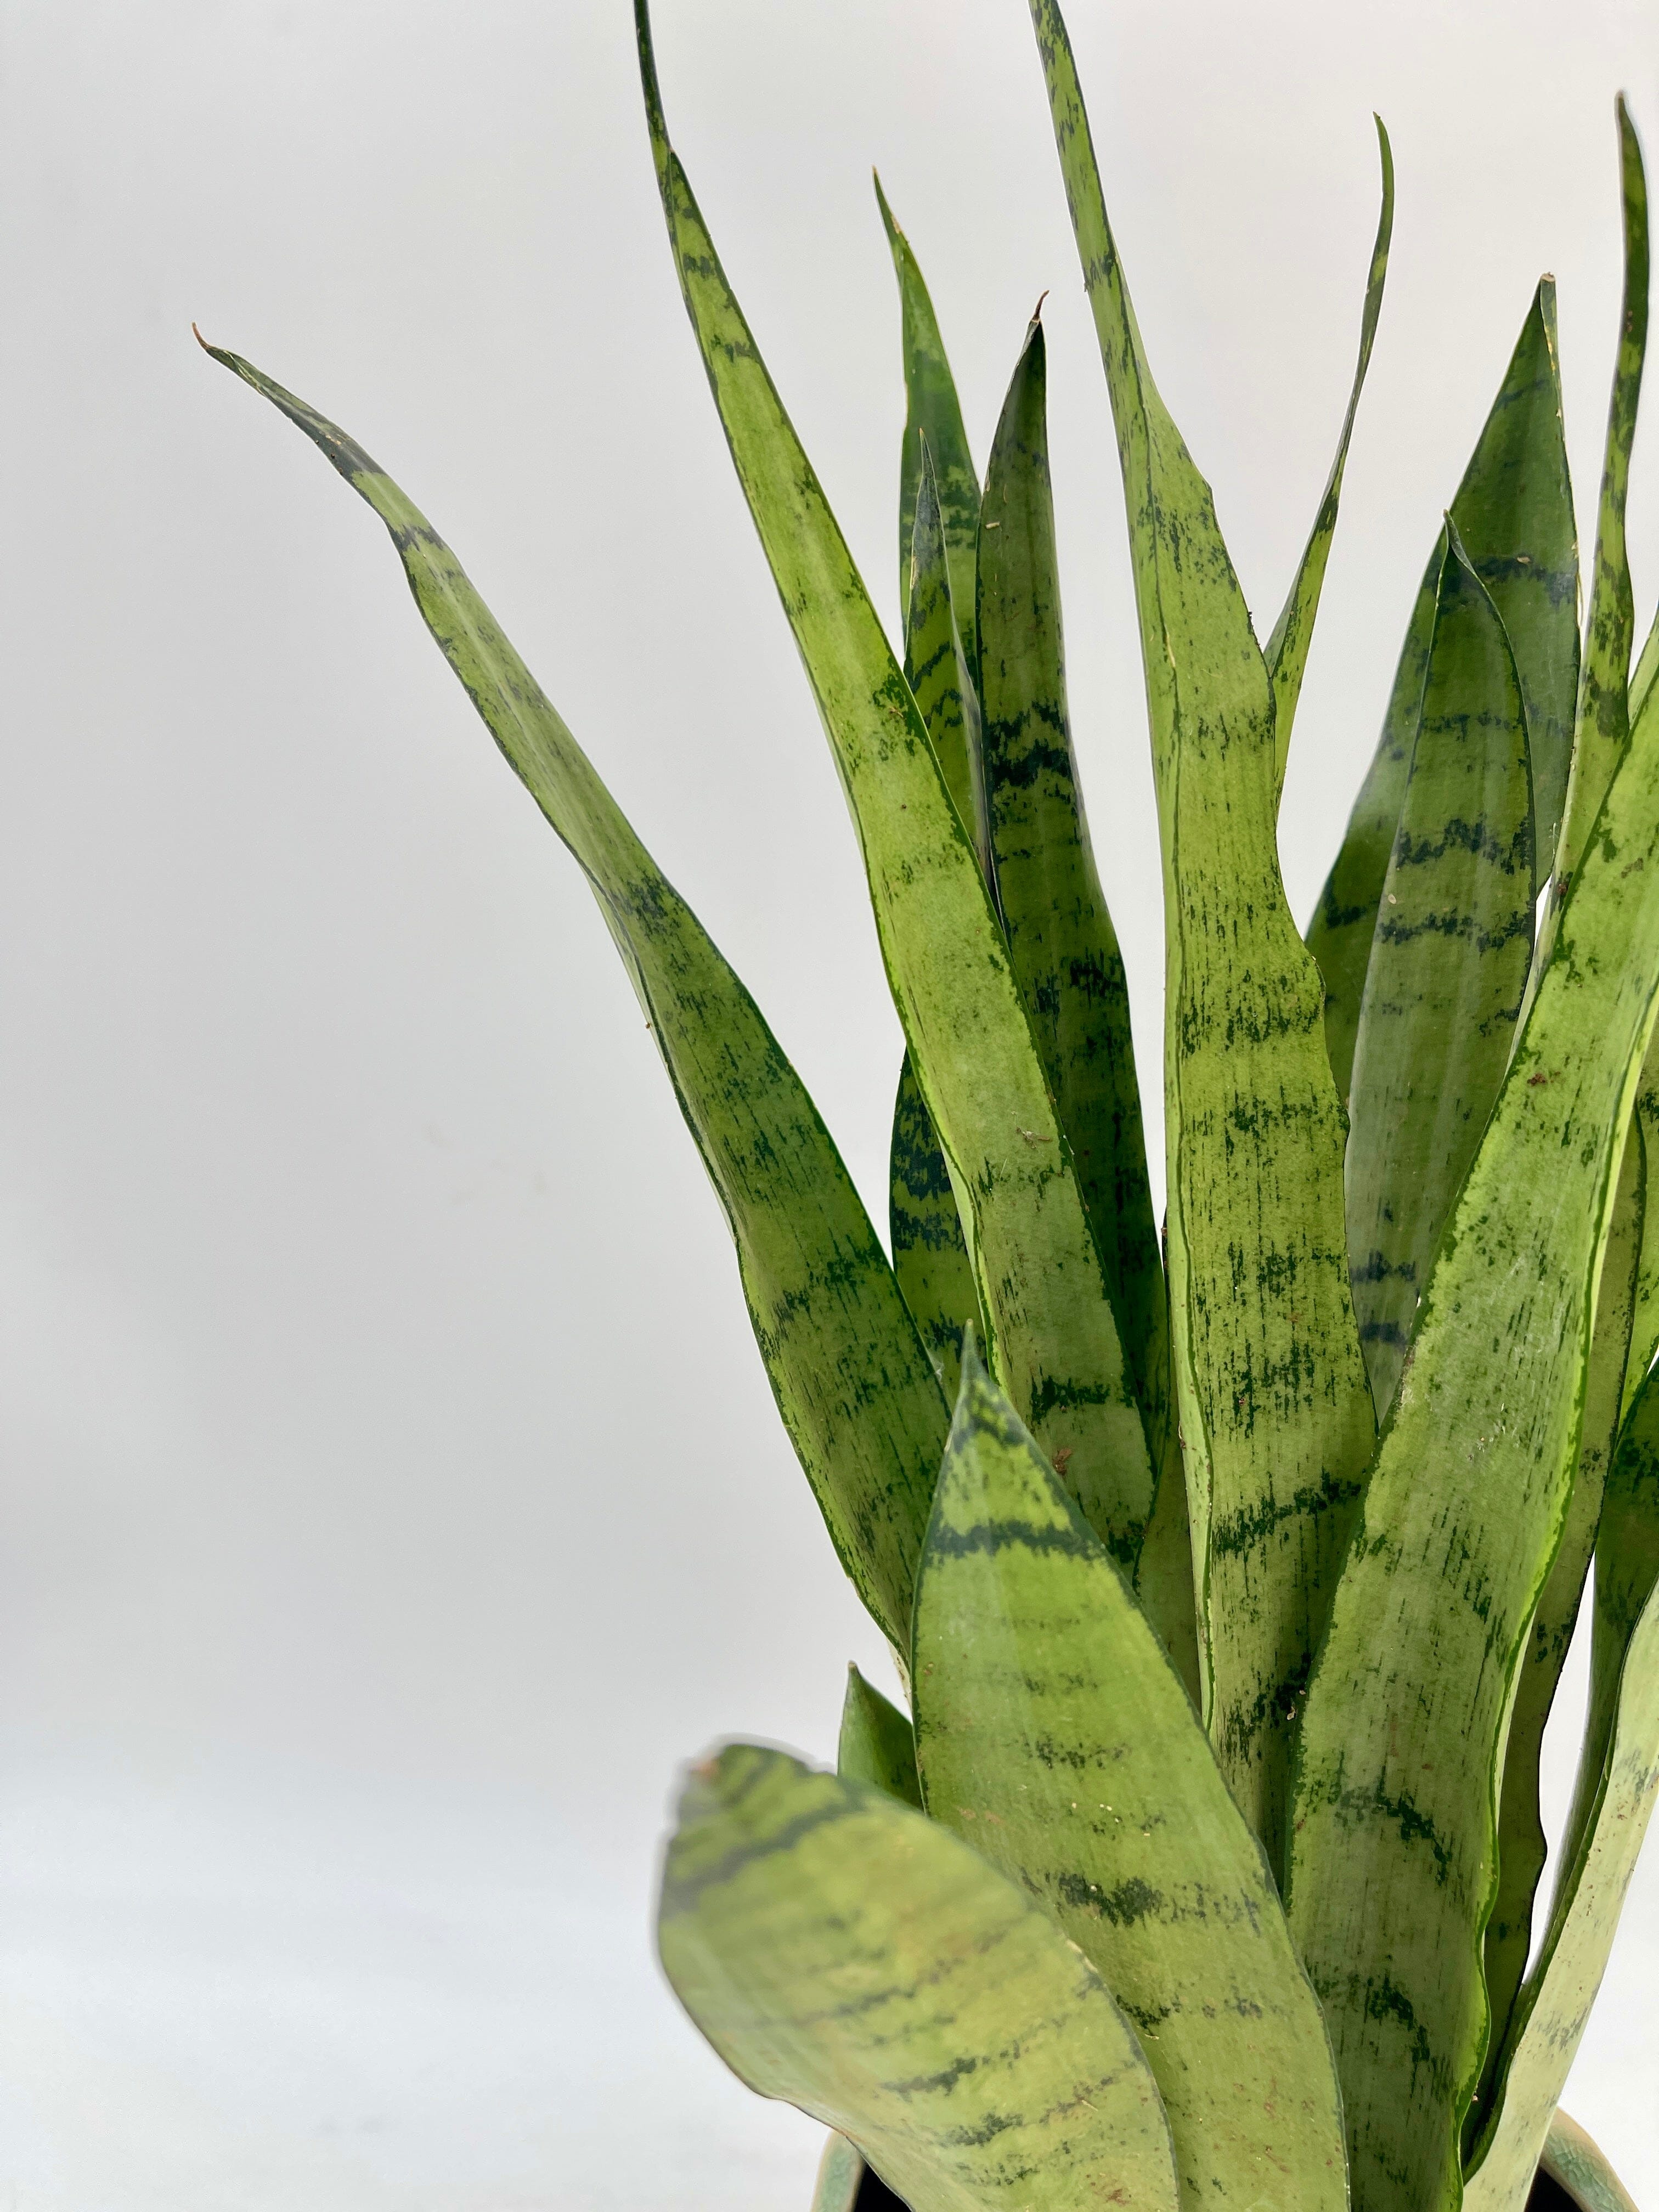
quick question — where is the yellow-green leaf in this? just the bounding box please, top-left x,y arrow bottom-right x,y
658,1744 -> 1181,2212
912,1345 -> 1347,2212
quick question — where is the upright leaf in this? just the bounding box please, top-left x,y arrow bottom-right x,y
1462,1370 -> 1659,2212
1266,117 -> 1394,793
1554,102 -> 1649,895
1632,604 -> 1659,729
875,176 -> 981,687
1028,0 -> 1375,1868
889,451 -> 992,1399
1286,642 -> 1659,2212
1617,686 -> 1659,1418
1475,1115 -> 1641,2138
837,1663 -> 921,1808
199,341 -> 947,1650
975,312 -> 1189,1670
913,1346 -> 1347,2212
658,1745 -> 1181,2212
811,2135 -> 865,2212
640,3 -> 1156,1564
1308,280 -> 1579,1104
1346,523 -> 1536,1419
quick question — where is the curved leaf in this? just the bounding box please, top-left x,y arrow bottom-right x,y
1462,1371 -> 1659,2210
198,338 -> 947,1650
811,2134 -> 866,2212
1632,605 -> 1659,730
638,2 -> 1155,1564
912,1345 -> 1346,2212
1475,1115 -> 1642,2139
1309,279 -> 1579,1105
875,175 -> 981,687
1554,102 -> 1649,895
1027,0 -> 1374,1869
974,314 -> 1189,1677
1286,629 -> 1659,2212
1537,2113 -> 1641,2212
1266,116 -> 1394,793
658,1744 -> 1180,2212
837,1663 -> 921,1808
1346,521 -> 1536,1420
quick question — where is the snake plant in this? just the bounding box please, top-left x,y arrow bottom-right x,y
202,4 -> 1659,2209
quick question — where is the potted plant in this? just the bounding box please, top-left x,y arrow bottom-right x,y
202,3 -> 1657,2206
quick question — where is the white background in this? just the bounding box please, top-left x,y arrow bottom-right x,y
1,0 -> 1656,2204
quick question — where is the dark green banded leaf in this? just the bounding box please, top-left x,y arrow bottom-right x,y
888,449 -> 992,1402
875,176 -> 981,688
1626,1027 -> 1659,1417
658,1743 -> 1180,2212
639,2 -> 1156,1564
1286,639 -> 1659,2212
1347,522 -> 1536,1419
906,444 -> 994,884
837,1663 -> 921,1808
1475,1113 -> 1642,2137
889,1051 -> 980,1402
975,318 -> 1170,1481
1555,102 -> 1649,895
1028,0 -> 1375,1869
1308,280 -> 1579,1103
1462,1372 -> 1659,2212
199,337 -> 947,1650
912,1345 -> 1346,2212
1266,116 -> 1393,793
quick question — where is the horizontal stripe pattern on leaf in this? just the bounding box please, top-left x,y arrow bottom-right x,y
1027,0 -> 1375,1872
1346,521 -> 1536,1420
1309,279 -> 1578,1103
1286,611 -> 1659,2212
913,1346 -> 1347,2212
658,1744 -> 1180,2212
199,338 -> 947,1650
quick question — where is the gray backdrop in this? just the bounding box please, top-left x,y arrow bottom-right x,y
1,0 -> 1655,2204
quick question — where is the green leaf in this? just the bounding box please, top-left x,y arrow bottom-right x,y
1308,279 -> 1579,1106
639,2 -> 1155,1565
888,447 -> 994,1403
974,313 -> 1186,1664
1462,1370 -> 1659,2212
875,176 -> 982,689
1626,1029 -> 1659,1416
1285,613 -> 1659,2212
912,1344 -> 1347,2212
1474,1113 -> 1642,2142
1265,116 -> 1394,793
198,337 -> 948,1651
889,1051 -> 980,1403
810,2134 -> 866,2212
1346,521 -> 1536,1420
1537,2113 -> 1641,2212
1555,101 -> 1650,895
657,1743 -> 1181,2212
1027,0 -> 1374,1869
837,1663 -> 921,1808
1633,604 -> 1659,729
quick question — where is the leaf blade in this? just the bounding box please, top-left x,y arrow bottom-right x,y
1286,652 -> 1659,2212
639,3 -> 1156,1563
1027,0 -> 1375,1867
1266,116 -> 1394,792
913,1347 -> 1347,2212
658,1744 -> 1181,2212
1308,280 -> 1579,1104
1346,522 -> 1536,1419
837,1663 -> 921,1808
199,338 -> 947,1649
